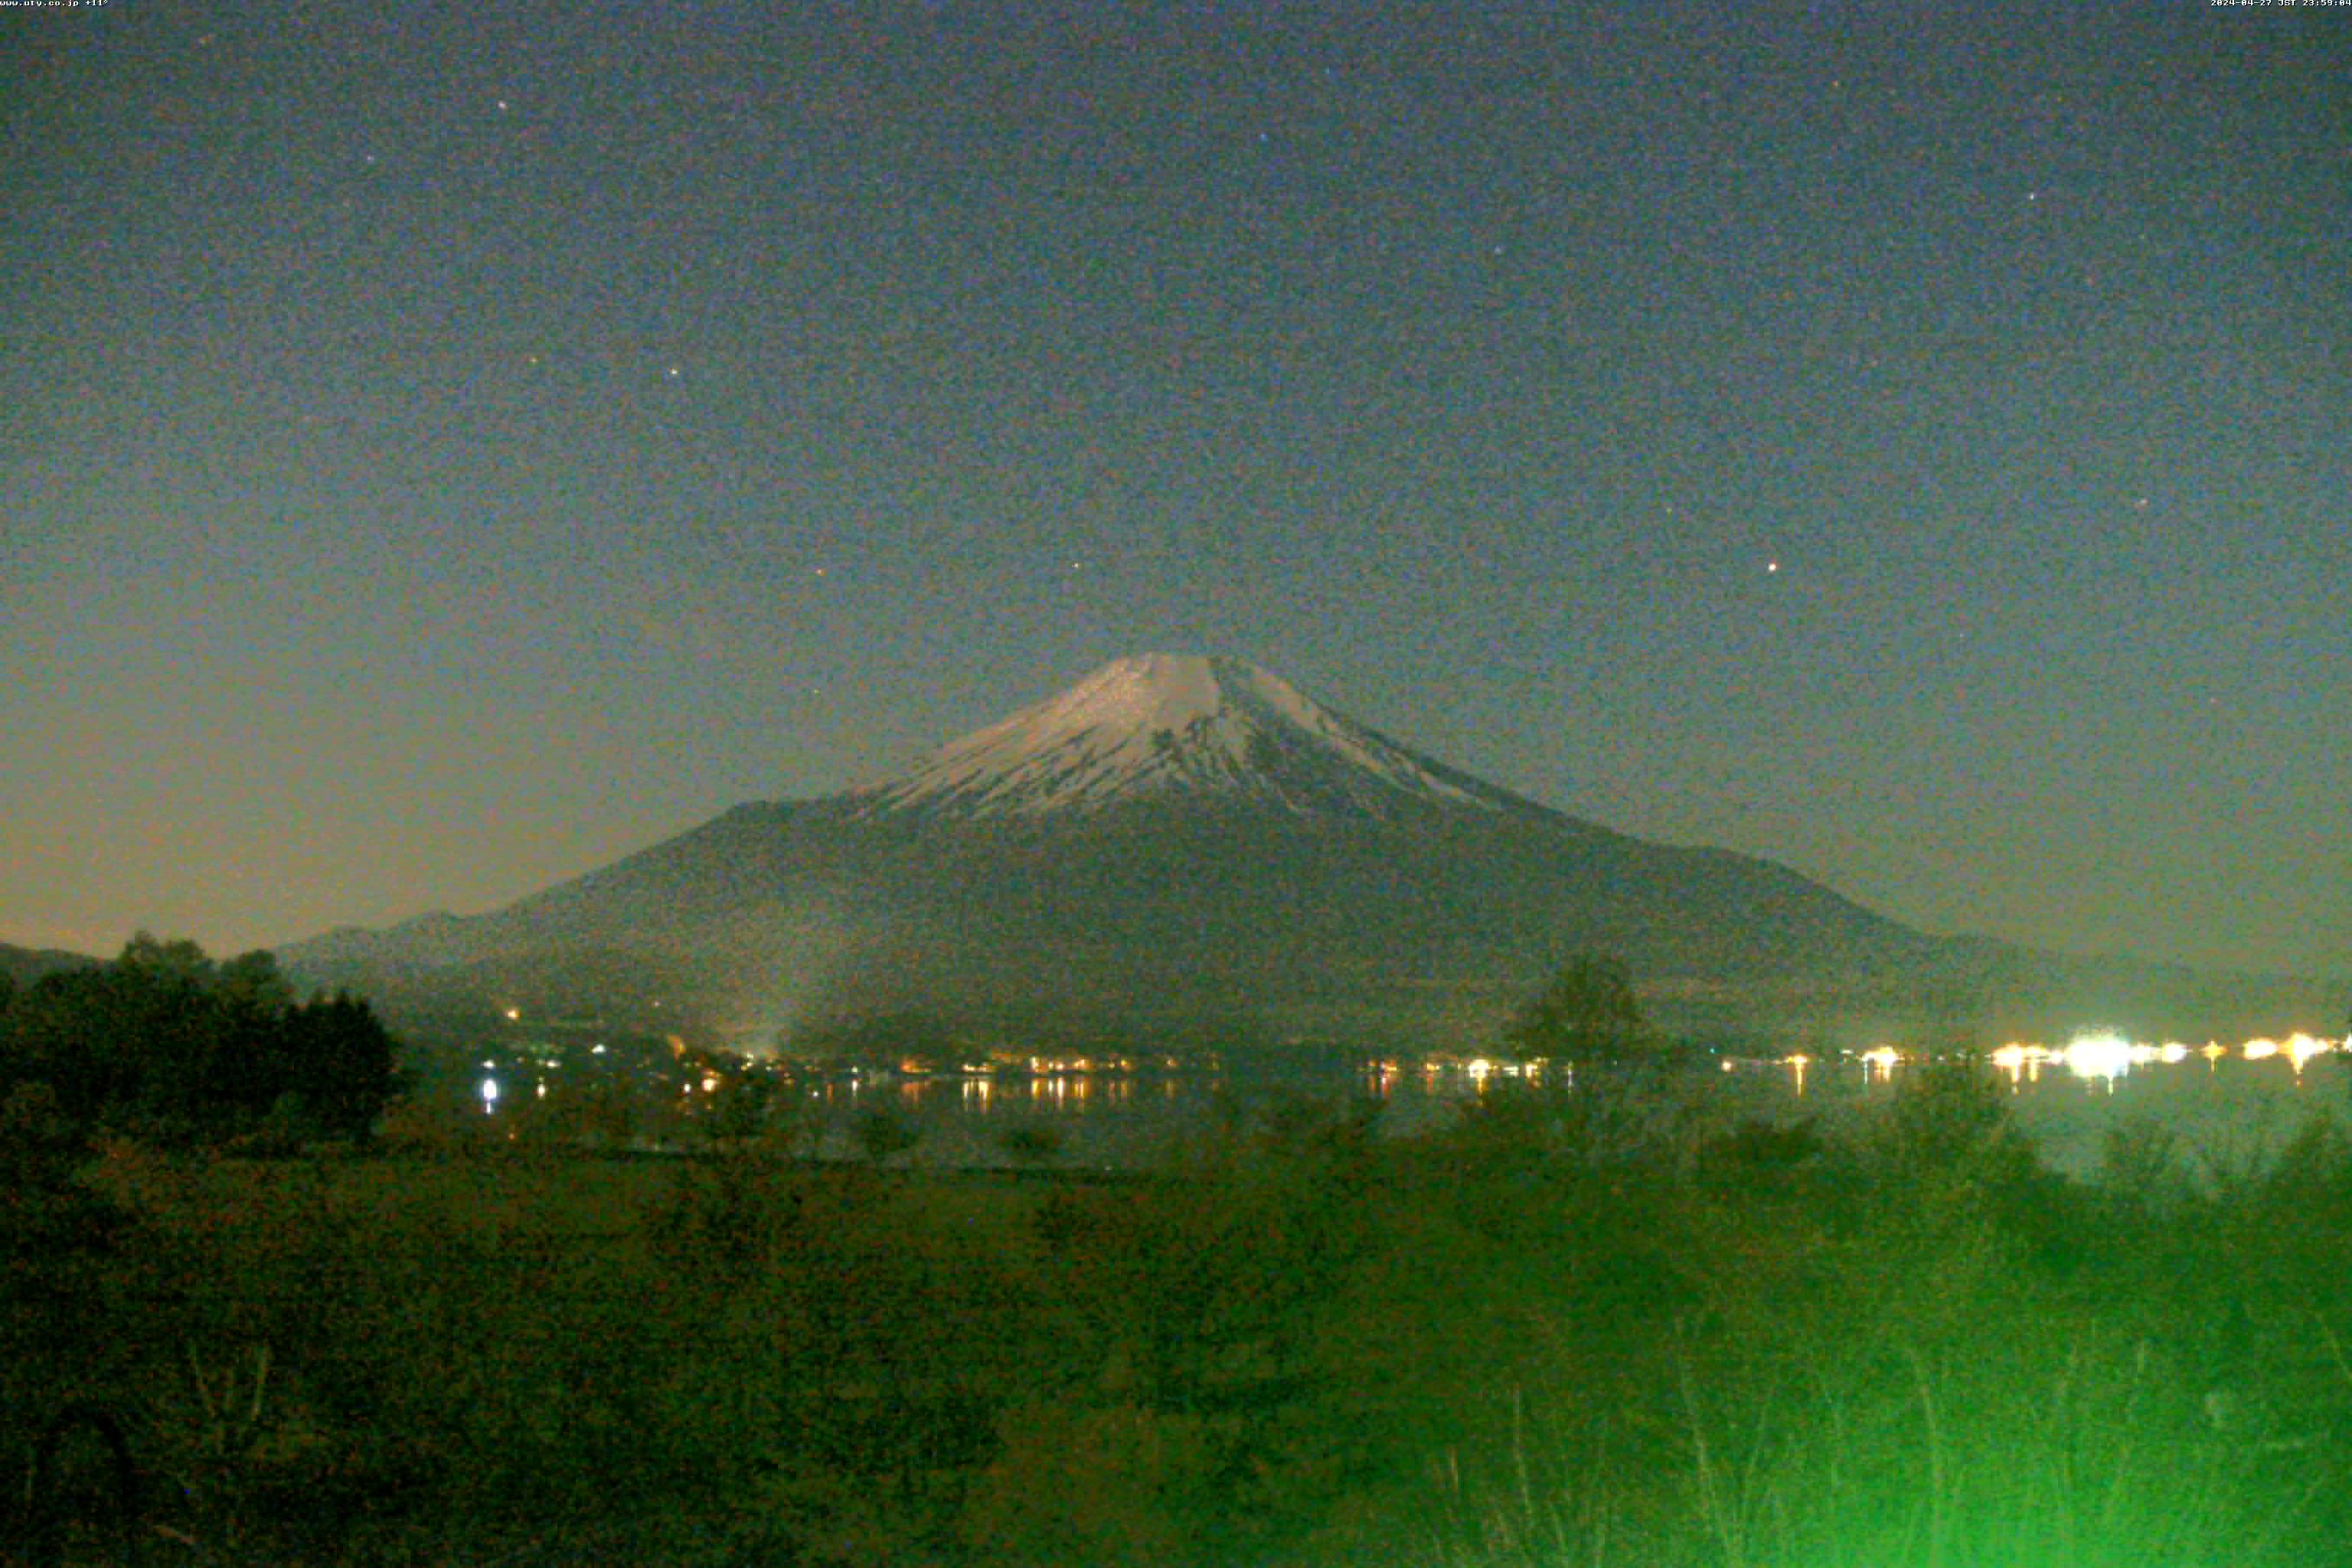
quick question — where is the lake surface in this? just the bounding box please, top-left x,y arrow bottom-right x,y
783,1033 -> 2352,1181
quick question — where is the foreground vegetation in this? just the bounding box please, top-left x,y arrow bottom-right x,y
8,1061 -> 2352,1566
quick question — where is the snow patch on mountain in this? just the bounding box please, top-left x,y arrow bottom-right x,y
847,653 -> 1530,821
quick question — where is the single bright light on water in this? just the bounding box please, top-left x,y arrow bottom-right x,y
2243,1037 -> 2279,1060
2063,1031 -> 2134,1083
480,1076 -> 500,1109
2285,1033 -> 2331,1071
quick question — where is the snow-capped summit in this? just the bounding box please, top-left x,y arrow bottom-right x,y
847,652 -> 1537,821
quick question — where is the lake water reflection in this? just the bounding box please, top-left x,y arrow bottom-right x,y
794,1034 -> 2352,1180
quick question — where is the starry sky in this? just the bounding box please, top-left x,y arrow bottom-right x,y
4,0 -> 2347,980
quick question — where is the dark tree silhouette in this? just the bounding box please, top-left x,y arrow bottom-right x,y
278,991 -> 403,1139
1504,951 -> 1652,1067
0,934 -> 403,1145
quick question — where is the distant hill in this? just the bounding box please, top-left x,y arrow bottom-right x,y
283,654 -> 2340,1052
0,940 -> 100,991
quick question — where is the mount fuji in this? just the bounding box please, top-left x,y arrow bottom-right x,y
283,655 -> 2308,1051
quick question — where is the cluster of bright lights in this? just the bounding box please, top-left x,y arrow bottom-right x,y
1771,1032 -> 2346,1092
1994,1031 -> 2347,1084
2054,1030 -> 2341,1083
1425,1057 -> 1544,1086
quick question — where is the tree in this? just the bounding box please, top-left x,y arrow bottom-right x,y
217,949 -> 294,1014
117,931 -> 217,988
8,966 -> 165,1125
277,991 -> 403,1140
1504,952 -> 1652,1067
0,937 -> 403,1145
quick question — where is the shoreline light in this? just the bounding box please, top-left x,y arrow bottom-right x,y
2061,1031 -> 2135,1084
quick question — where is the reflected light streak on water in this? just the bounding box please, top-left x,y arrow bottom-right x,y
1991,1043 -> 2055,1086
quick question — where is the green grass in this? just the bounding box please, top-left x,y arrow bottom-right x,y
5,1076 -> 2351,1565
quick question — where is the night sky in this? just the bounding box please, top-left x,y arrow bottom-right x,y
5,2 -> 2347,980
